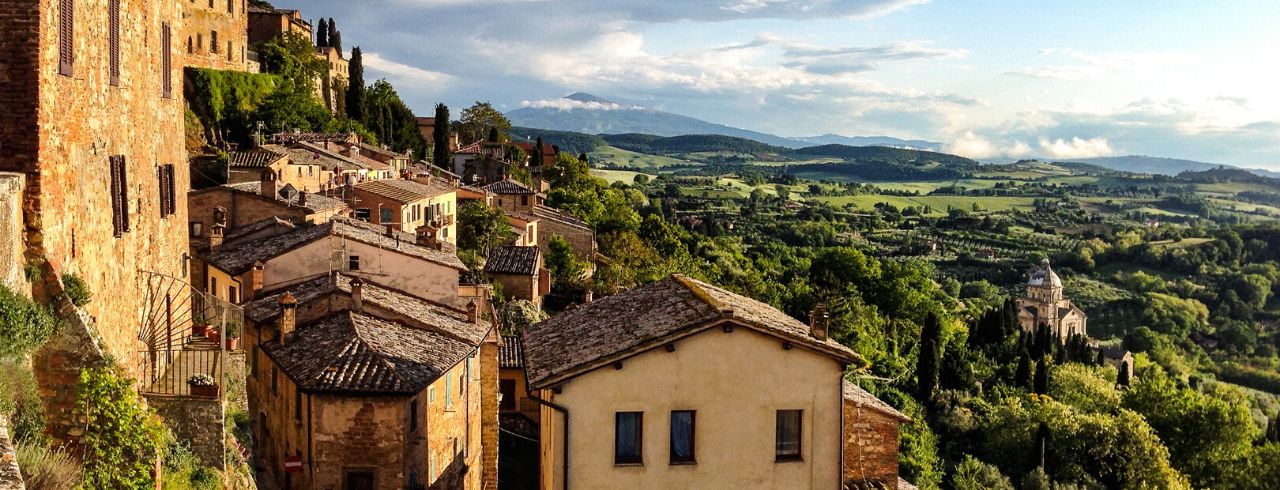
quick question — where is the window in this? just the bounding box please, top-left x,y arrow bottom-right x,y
521,195 -> 529,206
210,277 -> 218,296
251,345 -> 258,376
58,0 -> 73,76
189,222 -> 203,237
380,208 -> 393,223
775,410 -> 802,461
108,0 -> 119,85
354,208 -> 371,221
109,156 -> 129,236
409,398 -> 418,432
346,470 -> 374,490
226,0 -> 233,13
187,36 -> 192,54
158,164 -> 176,217
228,286 -> 239,304
670,411 -> 696,464
428,386 -> 435,403
445,375 -> 453,410
347,255 -> 360,271
161,22 -> 172,98
210,31 -> 218,53
293,389 -> 302,422
499,379 -> 515,411
615,412 -> 643,465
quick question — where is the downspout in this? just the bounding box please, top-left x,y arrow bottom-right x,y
306,393 -> 314,486
838,370 -> 846,488
523,354 -> 569,490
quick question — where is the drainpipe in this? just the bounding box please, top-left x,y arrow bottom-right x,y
838,370 -> 846,487
523,350 -> 570,490
306,393 -> 314,486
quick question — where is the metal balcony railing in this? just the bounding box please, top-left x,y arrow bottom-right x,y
137,271 -> 242,398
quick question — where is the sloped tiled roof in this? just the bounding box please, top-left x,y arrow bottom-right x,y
223,182 -> 347,213
485,179 -> 536,195
523,274 -> 860,387
500,335 -> 524,368
205,217 -> 464,275
278,145 -> 357,172
485,246 -> 540,275
354,179 -> 454,203
222,216 -> 297,245
295,142 -> 390,171
264,311 -> 475,395
455,141 -> 484,155
533,205 -> 592,231
228,147 -> 287,168
843,380 -> 911,422
246,274 -> 486,344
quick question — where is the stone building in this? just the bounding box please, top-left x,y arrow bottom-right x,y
187,174 -> 349,248
486,178 -> 598,269
315,45 -> 347,112
1,0 -> 190,388
842,382 -> 912,488
1016,258 -> 1087,340
484,245 -> 550,306
226,145 -> 330,192
348,177 -> 458,242
247,5 -> 310,47
200,217 -> 467,307
181,0 -> 255,72
243,275 -> 496,490
523,274 -> 894,489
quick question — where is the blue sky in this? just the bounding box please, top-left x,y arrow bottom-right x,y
287,0 -> 1280,168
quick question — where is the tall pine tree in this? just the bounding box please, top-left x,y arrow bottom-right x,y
1117,361 -> 1131,387
1015,352 -> 1033,388
316,18 -> 328,47
916,312 -> 942,403
328,18 -> 340,54
432,103 -> 451,169
532,137 -> 545,167
346,47 -> 366,123
1033,358 -> 1050,394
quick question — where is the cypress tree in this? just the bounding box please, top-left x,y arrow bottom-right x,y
578,153 -> 589,165
487,126 -> 499,143
533,137 -> 545,167
1033,358 -> 1050,394
432,103 -> 451,169
328,18 -> 340,53
1015,352 -> 1032,388
917,312 -> 942,403
1267,416 -> 1279,443
1117,361 -> 1131,387
1095,348 -> 1105,366
345,47 -> 366,122
316,18 -> 328,47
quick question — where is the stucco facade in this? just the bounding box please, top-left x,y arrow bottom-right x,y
537,324 -> 846,490
258,236 -> 462,306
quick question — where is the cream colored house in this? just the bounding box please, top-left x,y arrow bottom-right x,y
522,275 -> 864,490
1016,258 -> 1087,340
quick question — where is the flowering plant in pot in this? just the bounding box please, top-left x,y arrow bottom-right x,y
187,373 -> 219,398
192,310 -> 211,337
224,320 -> 240,350
205,327 -> 221,345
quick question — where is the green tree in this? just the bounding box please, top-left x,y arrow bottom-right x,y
457,201 -> 514,256
459,101 -> 511,145
545,236 -> 587,284
364,79 -> 426,156
1015,352 -> 1033,388
316,18 -> 328,47
346,47 -> 366,122
432,103 -> 451,169
952,455 -> 1015,490
327,18 -> 340,55
1033,358 -> 1049,395
77,368 -> 167,489
257,32 -> 327,92
917,312 -> 942,403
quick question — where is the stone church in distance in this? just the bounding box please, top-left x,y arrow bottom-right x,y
1017,258 -> 1087,339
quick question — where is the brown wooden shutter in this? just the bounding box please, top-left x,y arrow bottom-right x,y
110,156 -> 124,236
58,0 -> 73,76
157,166 -> 168,217
161,23 -> 172,98
160,164 -> 176,217
108,0 -> 120,85
120,158 -> 130,232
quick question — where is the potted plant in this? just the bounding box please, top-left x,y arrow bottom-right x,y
205,327 -> 221,345
192,310 -> 210,337
187,373 -> 218,398
224,321 -> 240,350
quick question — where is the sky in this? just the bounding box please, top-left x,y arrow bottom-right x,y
286,0 -> 1280,168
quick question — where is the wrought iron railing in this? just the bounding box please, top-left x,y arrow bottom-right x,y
138,346 -> 223,397
137,271 -> 242,397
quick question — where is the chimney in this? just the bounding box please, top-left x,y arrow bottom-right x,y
260,168 -> 279,198
278,293 -> 298,344
466,299 -> 479,325
209,223 -> 225,250
298,191 -> 307,207
248,261 -> 265,299
385,223 -> 397,237
416,224 -> 440,249
350,276 -> 363,313
809,304 -> 829,341
584,290 -> 594,303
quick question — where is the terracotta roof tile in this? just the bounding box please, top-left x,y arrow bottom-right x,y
500,335 -> 524,368
522,274 -> 860,387
485,246 -> 540,276
354,179 -> 455,203
205,217 -> 464,275
843,380 -> 911,422
228,147 -> 287,168
223,182 -> 347,213
264,311 -> 475,395
485,179 -> 536,195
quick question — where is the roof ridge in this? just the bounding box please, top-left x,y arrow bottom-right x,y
347,312 -> 407,386
670,274 -> 724,311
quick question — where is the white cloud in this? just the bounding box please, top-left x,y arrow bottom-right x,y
944,131 -> 1031,159
519,99 -> 643,111
1004,49 -> 1193,81
363,52 -> 452,86
1037,136 -> 1114,159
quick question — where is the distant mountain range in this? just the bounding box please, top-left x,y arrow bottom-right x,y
506,93 -> 942,151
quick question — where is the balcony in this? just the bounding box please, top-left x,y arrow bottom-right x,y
136,271 -> 242,398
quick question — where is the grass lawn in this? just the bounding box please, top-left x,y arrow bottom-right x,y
588,145 -> 695,169
591,169 -> 648,184
1149,237 -> 1215,249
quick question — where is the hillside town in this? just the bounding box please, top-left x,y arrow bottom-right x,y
4,1 -> 1280,490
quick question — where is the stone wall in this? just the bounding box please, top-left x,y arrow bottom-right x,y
150,395 -> 226,469
0,174 -> 27,293
480,337 -> 500,489
0,418 -> 23,490
536,218 -> 596,265
31,260 -> 109,449
182,0 -> 252,72
842,403 -> 902,486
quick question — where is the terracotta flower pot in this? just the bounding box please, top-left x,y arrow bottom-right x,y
225,337 -> 239,350
206,330 -> 221,344
192,323 -> 210,337
188,383 -> 219,398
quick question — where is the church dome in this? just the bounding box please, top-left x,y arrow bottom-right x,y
1028,258 -> 1063,288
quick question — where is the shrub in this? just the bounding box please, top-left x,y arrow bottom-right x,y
60,273 -> 92,307
77,367 -> 167,489
16,441 -> 83,490
0,285 -> 60,359
162,440 -> 223,490
952,455 -> 1014,490
0,361 -> 46,442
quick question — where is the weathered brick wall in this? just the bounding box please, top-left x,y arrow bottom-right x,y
23,0 -> 190,379
490,273 -> 538,306
311,397 -> 411,490
150,395 -> 226,468
842,404 -> 901,486
480,337 -> 499,489
423,356 -> 484,490
0,1 -> 39,177
188,187 -> 314,234
182,0 -> 251,71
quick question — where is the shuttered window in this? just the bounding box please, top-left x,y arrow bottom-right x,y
108,0 -> 120,85
161,22 -> 172,98
58,0 -> 73,76
157,164 -> 176,217
109,156 -> 129,237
